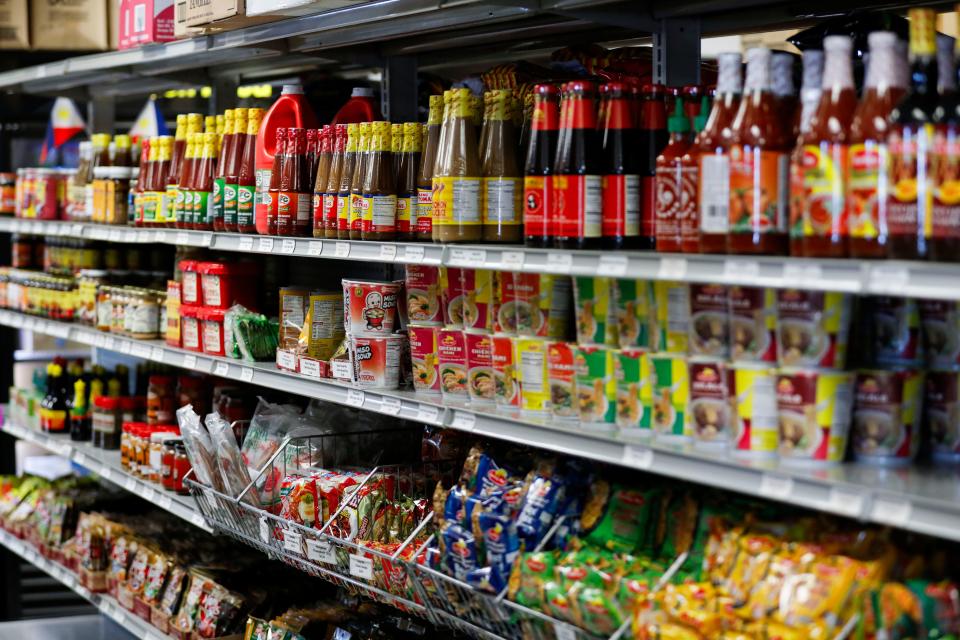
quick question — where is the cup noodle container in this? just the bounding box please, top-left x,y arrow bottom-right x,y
349,334 -> 403,389
728,286 -> 777,363
613,279 -> 652,349
437,329 -> 468,401
198,261 -> 259,309
178,260 -> 201,306
776,290 -> 852,369
575,345 -> 616,431
650,353 -> 690,441
925,370 -> 960,463
465,331 -> 496,405
547,341 -> 578,422
688,284 -> 729,358
441,267 -> 493,330
615,348 -> 652,440
919,299 -> 960,368
687,358 -> 731,447
515,337 -> 549,415
851,368 -> 924,466
650,281 -> 689,353
868,297 -> 922,367
492,335 -> 520,409
728,363 -> 779,458
572,276 -> 618,346
343,279 -> 401,336
496,272 -> 570,338
776,368 -> 855,465
405,265 -> 442,325
408,325 -> 440,395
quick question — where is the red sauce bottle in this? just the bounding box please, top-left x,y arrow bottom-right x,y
221,108 -> 247,233
212,109 -> 235,232
601,81 -> 641,250
277,128 -> 310,237
655,95 -> 692,252
727,47 -> 791,255
772,52 -> 799,140
638,84 -> 668,250
265,127 -> 287,236
323,124 -> 347,239
236,109 -> 263,235
193,132 -> 217,231
523,84 -> 559,248
789,49 -> 824,255
681,96 -> 709,253
931,31 -> 960,261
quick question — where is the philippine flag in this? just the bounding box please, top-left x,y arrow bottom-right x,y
39,97 -> 86,164
129,97 -> 169,142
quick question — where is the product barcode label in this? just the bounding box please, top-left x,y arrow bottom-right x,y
598,255 -> 628,277
276,350 -> 297,370
183,354 -> 198,370
500,251 -> 524,270
349,554 -> 374,580
546,253 -> 572,273
871,497 -> 912,526
283,530 -> 304,554
241,367 -> 254,382
828,487 -> 865,518
622,445 -> 654,469
759,474 -> 794,500
335,242 -> 350,257
403,245 -> 425,262
699,155 -> 730,233
449,248 -> 486,266
417,405 -> 441,423
307,538 -> 336,564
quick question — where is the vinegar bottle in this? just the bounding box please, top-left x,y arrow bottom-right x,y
433,88 -> 482,243
601,81 -> 641,250
337,123 -> 359,240
699,52 -> 742,253
655,96 -> 692,253
278,128 -> 311,237
236,108 -> 263,235
221,108 -> 246,233
850,32 -> 905,258
523,84 -> 559,248
212,108 -> 234,232
323,124 -> 346,239
931,30 -> 960,261
416,95 -> 442,242
727,47 -> 791,255
265,127 -> 287,235
482,89 -> 522,243
313,125 -> 333,239
638,84 -> 668,249
361,121 -> 397,241
349,122 -> 372,240
193,132 -> 217,231
789,49 -> 825,255
396,122 -> 420,241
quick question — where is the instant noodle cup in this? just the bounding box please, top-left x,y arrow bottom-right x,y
728,286 -> 777,363
650,353 -> 689,440
866,297 -> 921,366
615,348 -> 651,439
650,281 -> 689,353
925,370 -> 960,463
688,358 -> 730,446
689,284 -> 729,358
465,330 -> 496,405
342,279 -> 401,336
516,337 -> 549,414
614,279 -> 652,349
463,269 -> 495,331
776,368 -> 855,465
440,267 -> 465,328
405,265 -> 442,325
852,368 -> 924,466
574,346 -> 616,430
350,334 -> 403,389
573,276 -> 618,346
408,325 -> 440,395
437,329 -> 468,400
776,290 -> 852,369
728,363 -> 779,458
506,272 -> 571,338
492,335 -> 520,409
547,341 -> 578,422
493,272 -> 518,335
919,299 -> 960,368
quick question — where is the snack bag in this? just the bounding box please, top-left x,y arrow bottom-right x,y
581,481 -> 658,554
440,521 -> 479,581
509,551 -> 557,610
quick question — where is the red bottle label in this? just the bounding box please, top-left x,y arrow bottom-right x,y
313,193 -> 324,233
323,193 -> 338,230
523,175 -> 551,237
887,126 -> 928,237
601,174 -> 640,238
931,126 -> 960,239
641,175 -> 656,238
551,174 -> 601,239
277,191 -> 311,235
655,162 -> 692,250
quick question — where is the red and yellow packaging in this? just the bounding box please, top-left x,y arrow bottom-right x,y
408,325 -> 440,395
465,331 -> 495,405
547,341 -> 577,421
350,334 -> 403,390
776,368 -> 855,464
342,279 -> 401,336
728,146 -> 788,237
492,335 -> 519,409
405,265 -> 442,325
438,329 -> 467,400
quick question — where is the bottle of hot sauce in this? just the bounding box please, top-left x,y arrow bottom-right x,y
265,128 -> 287,236
169,114 -> 187,189
193,132 -> 217,231
277,127 -> 311,237
524,84 -> 559,248
322,124 -> 346,239
362,121 -> 397,241
772,52 -> 798,139
849,31 -> 905,258
655,97 -> 692,253
601,81 -> 641,250
154,136 -> 173,227
397,122 -> 420,241
798,35 -> 858,258
789,49 -> 825,255
638,84 -> 669,249
337,123 -> 359,240
221,108 -> 246,233
680,97 -> 709,253
306,128 -> 320,191
699,52 -> 742,254
931,30 -> 960,261
177,133 -> 198,229
236,108 -> 263,235
141,138 -> 159,225
416,96 -> 443,242
727,47 -> 791,255
313,126 -> 333,239
212,109 -> 235,232
350,122 -> 372,240
888,8 -> 939,260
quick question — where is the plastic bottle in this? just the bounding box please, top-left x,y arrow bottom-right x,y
416,95 -> 443,242
265,127 -> 287,236
222,108 -> 247,233
193,132 -> 217,231
236,108 -> 264,235
254,84 -> 318,235
322,124 -> 346,239
680,97 -> 709,253
332,87 -> 380,125
789,49 -> 825,255
337,124 -> 359,240
306,128 -> 320,191
655,97 -> 693,253
600,81 -> 641,250
278,128 -> 311,237
524,84 -> 560,248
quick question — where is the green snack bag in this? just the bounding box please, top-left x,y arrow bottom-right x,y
581,482 -> 659,553
658,491 -> 700,561
509,551 -> 557,611
543,579 -> 577,624
571,585 -> 625,635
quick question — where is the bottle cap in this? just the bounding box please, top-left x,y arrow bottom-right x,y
533,83 -> 559,96
281,84 -> 304,95
694,95 -> 710,132
568,80 -> 595,93
667,97 -> 690,134
641,83 -> 666,97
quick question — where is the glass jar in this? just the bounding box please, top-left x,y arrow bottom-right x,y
92,396 -> 121,449
161,436 -> 180,491
120,422 -> 131,469
127,289 -> 160,339
78,270 -> 108,326
172,442 -> 191,495
110,287 -> 127,334
149,432 -> 176,484
131,424 -> 148,476
147,375 -> 175,425
96,286 -> 113,331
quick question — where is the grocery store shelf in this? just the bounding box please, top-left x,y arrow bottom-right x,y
6,217 -> 960,298
4,308 -> 960,541
0,418 -> 212,533
0,528 -> 170,640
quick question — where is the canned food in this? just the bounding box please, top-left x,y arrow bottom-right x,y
852,368 -> 924,466
776,290 -> 852,369
688,284 -> 729,358
501,272 -> 570,338
729,286 -> 776,363
728,363 -> 778,457
776,368 -> 855,464
614,279 -> 652,349
350,334 -> 403,389
547,341 -> 577,422
615,348 -> 651,438
408,325 -> 440,395
650,353 -> 690,440
438,329 -> 468,399
405,265 -> 442,325
573,276 -> 617,346
575,346 -> 616,429
688,358 -> 730,446
516,337 -> 549,414
925,370 -> 960,464
650,281 -> 689,354
492,335 -> 519,409
919,300 -> 960,369
343,279 -> 401,336
465,331 -> 495,405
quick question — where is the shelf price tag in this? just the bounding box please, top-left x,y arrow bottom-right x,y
191,513 -> 208,528
725,259 -> 760,282
280,239 -> 296,254
299,358 -> 321,379
380,397 -> 402,415
258,237 -> 275,252
283,530 -> 304,555
306,538 -> 336,564
346,389 -> 365,407
183,354 -> 198,370
451,411 -> 476,431
598,255 -> 629,277
175,231 -> 190,246
124,476 -> 138,492
500,251 -> 525,270
449,248 -> 486,266
871,497 -> 912,526
104,337 -> 115,351
119,341 -> 132,354
100,467 -> 113,481
330,360 -> 353,380
307,241 -> 323,256
622,445 -> 654,470
132,343 -> 152,359
213,362 -> 230,377
349,554 -> 374,580
157,495 -> 173,512
416,405 -> 441,424
403,245 -> 424,262
240,367 -> 254,382
546,253 -> 572,273
759,474 -> 794,500
150,347 -> 165,362
335,242 -> 350,257
379,244 -> 397,261
238,237 -> 254,251
868,264 -> 910,295
783,262 -> 823,288
828,487 -> 865,518
108,229 -> 122,242
259,517 -> 271,543
658,257 -> 688,279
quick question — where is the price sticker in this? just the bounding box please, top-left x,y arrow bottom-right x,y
500,251 -> 525,270
283,530 -> 304,554
658,257 -> 688,279
330,360 -> 353,380
240,367 -> 254,382
143,486 -> 157,503
280,239 -> 296,254
299,358 -> 321,378
238,237 -> 254,251
71,223 -> 84,236
157,495 -> 173,512
868,264 -> 910,295
449,248 -> 486,266
871,497 -> 912,526
258,237 -> 275,252
150,347 -> 165,362
137,230 -> 152,242
213,362 -> 230,377
416,404 -> 441,424
554,622 -> 577,640
622,445 -> 654,470
403,245 -> 425,262
379,244 -> 397,260
546,253 -> 572,273
598,255 -> 629,277
759,474 -> 794,500
349,554 -> 374,580
335,242 -> 351,257
380,397 -> 402,416
183,354 -> 198,370
346,389 -> 365,407
175,231 -> 190,246
108,229 -> 122,242
276,350 -> 298,370
306,538 -> 336,564
259,517 -> 271,543
451,411 -> 476,431
307,241 -> 323,256
725,259 -> 760,282
828,487 -> 865,518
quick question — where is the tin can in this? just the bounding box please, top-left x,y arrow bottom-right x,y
613,279 -> 652,349
350,334 -> 403,389
776,290 -> 852,369
688,358 -> 730,446
408,325 -> 440,395
547,341 -> 578,422
925,370 -> 960,464
465,330 -> 496,405
919,300 -> 960,369
438,329 -> 468,400
342,279 -> 401,336
729,286 -> 777,363
650,353 -> 690,440
405,265 -> 442,325
516,337 -> 549,414
504,272 -> 571,338
306,291 -> 345,361
650,281 -> 689,354
573,276 -> 618,346
688,284 -> 729,358
728,363 -> 778,457
615,348 -> 651,439
852,368 -> 924,466
867,297 -> 921,367
776,368 -> 855,464
492,335 -> 520,409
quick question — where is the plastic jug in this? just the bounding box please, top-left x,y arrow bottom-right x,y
254,84 -> 318,234
332,87 -> 381,125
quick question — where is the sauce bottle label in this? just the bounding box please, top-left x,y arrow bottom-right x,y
361,194 -> 398,233
552,174 -> 602,238
729,146 -> 788,235
212,177 -> 225,225
601,174 -> 640,238
679,162 -> 700,250
157,191 -> 169,225
164,184 -> 178,225
278,191 -> 311,232
483,177 -> 521,226
931,127 -> 960,239
847,142 -> 887,239
237,185 -> 255,228
799,144 -> 848,239
194,191 -> 212,226
322,193 -> 338,229
312,193 -> 324,232
349,193 -> 364,231
396,195 -> 414,233
182,191 -> 196,225
699,155 -> 730,234
141,192 -> 158,223
433,177 -> 481,226
887,127 -> 929,237
173,188 -> 185,222
337,192 -> 350,231
641,175 -> 656,238
416,188 -> 433,235
523,176 -> 551,236
655,164 -> 694,247
254,168 -> 272,227
223,182 -> 239,226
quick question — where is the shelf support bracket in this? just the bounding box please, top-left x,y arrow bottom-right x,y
653,17 -> 701,86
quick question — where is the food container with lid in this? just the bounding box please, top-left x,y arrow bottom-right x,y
867,297 -> 922,366
575,345 -> 616,431
492,335 -> 519,409
614,279 -> 652,349
408,325 -> 440,394
199,306 -> 227,357
925,370 -> 960,464
343,279 -> 401,336
499,272 -> 570,338
405,265 -> 442,325
687,358 -> 730,446
438,329 -> 468,400
728,363 -> 778,458
178,260 -> 200,306
573,276 -> 618,346
919,300 -> 960,369
465,331 -> 495,405
198,261 -> 259,309
776,290 -> 852,369
688,284 -> 729,358
180,304 -> 202,352
776,368 -> 855,465
650,281 -> 689,353
729,286 -> 777,363
650,353 -> 690,440
615,347 -> 652,439
350,334 -> 403,389
547,341 -> 577,422
852,368 -> 924,466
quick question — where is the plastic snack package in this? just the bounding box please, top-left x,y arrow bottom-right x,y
176,404 -> 224,492
225,303 -> 279,361
206,411 -> 256,504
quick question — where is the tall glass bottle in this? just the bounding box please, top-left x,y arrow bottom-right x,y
141,138 -> 160,226
362,121 -> 397,241
553,80 -> 602,249
69,378 -> 89,442
938,34 -> 957,98
154,136 -> 173,226
323,124 -> 346,239
433,88 -> 482,243
265,127 -> 287,236
193,132 -> 217,231
277,128 -> 310,237
349,122 -> 372,240
221,108 -> 246,233
313,125 -> 334,239
601,81 -> 640,250
638,84 -> 668,249
212,109 -> 235,232
337,123 -> 359,240
655,97 -> 692,253
396,122 -> 420,241
236,108 -> 263,235
772,52 -> 799,139
888,8 -> 939,260
391,123 -> 403,182
523,84 -> 559,247
482,89 -> 522,243
306,128 -> 319,190
417,95 -> 443,242
789,49 -> 825,255
931,30 -> 960,261
114,134 -> 133,167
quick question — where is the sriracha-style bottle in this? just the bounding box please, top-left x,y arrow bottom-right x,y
221,108 -> 246,233
931,30 -> 960,261
350,122 -> 372,240
727,47 -> 791,255
236,108 -> 263,235
849,32 -> 905,258
680,97 -> 709,253
416,96 -> 443,242
255,84 -> 318,235
265,128 -> 287,236
212,109 -> 234,232
193,132 -> 217,231
278,128 -> 311,237
323,124 -> 346,239
699,52 -> 742,253
397,122 -> 420,241
638,84 -> 668,249
338,123 -> 359,240
655,97 -> 692,253
799,35 -> 858,258
601,81 -> 640,250
523,84 -> 559,248
888,8 -> 939,260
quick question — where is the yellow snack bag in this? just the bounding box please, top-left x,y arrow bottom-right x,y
725,534 -> 779,604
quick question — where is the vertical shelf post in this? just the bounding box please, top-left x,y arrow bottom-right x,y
653,18 -> 702,86
381,55 -> 419,122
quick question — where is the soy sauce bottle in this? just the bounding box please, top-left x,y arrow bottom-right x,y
638,84 -> 669,249
601,82 -> 641,250
524,84 -> 560,248
931,30 -> 960,261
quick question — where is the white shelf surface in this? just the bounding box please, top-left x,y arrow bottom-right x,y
0,528 -> 172,640
3,308 -> 960,541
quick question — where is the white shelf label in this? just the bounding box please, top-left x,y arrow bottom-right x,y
213,362 -> 230,377
869,264 -> 910,295
108,229 -> 122,242
183,354 -> 197,370
872,497 -> 912,526
598,255 -> 629,277
157,494 -> 173,512
349,554 -> 374,580
283,530 -> 304,554
100,467 -> 113,481
300,358 -> 321,379
137,230 -> 152,242
280,239 -> 296,254
49,324 -> 71,339
335,242 -> 350,257
191,512 -> 207,528
119,341 -> 132,354
783,262 -> 823,287
379,244 -> 398,260
725,259 -> 760,281
307,241 -> 323,256
258,237 -> 275,252
259,517 -> 270,543
828,487 -> 865,518
449,248 -> 486,266
554,623 -> 577,640
238,237 -> 254,251
759,474 -> 794,500
416,405 -> 441,424
346,389 -> 365,407
72,451 -> 88,467
659,257 -> 688,279
276,350 -> 297,370
380,397 -> 402,416
306,538 -> 336,564
132,343 -> 151,359
175,231 -> 190,245
124,476 -> 138,492
403,245 -> 424,262
71,223 -> 84,236
451,411 -> 476,431
546,253 -> 572,273
104,337 -> 115,351
240,367 -> 254,382
500,251 -> 524,270
331,360 -> 353,380
155,230 -> 167,242
150,347 -> 165,362
622,445 -> 654,470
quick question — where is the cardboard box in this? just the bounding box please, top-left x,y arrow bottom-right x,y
30,0 -> 110,51
0,0 -> 29,50
245,0 -> 367,18
118,0 -> 175,49
179,0 -> 276,31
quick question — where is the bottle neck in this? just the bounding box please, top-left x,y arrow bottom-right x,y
564,95 -> 596,129
744,52 -> 772,93
909,55 -> 939,96
603,96 -> 633,129
717,53 -> 743,95
531,98 -> 559,131
866,42 -> 897,90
